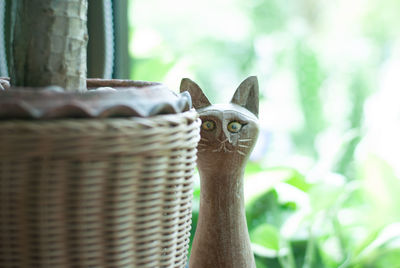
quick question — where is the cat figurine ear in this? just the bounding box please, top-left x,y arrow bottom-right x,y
231,76 -> 259,117
180,78 -> 211,109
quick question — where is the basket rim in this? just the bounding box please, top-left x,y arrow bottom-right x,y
0,78 -> 192,120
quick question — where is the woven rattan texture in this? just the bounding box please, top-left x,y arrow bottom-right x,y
0,110 -> 200,268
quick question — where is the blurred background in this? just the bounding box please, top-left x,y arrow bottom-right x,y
127,0 -> 400,267
0,0 -> 398,267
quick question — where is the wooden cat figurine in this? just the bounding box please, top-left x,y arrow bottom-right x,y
180,76 -> 259,268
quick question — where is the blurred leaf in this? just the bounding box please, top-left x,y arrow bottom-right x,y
245,161 -> 264,175
193,187 -> 200,199
246,188 -> 298,233
352,223 -> 400,264
243,0 -> 289,34
245,167 -> 308,199
254,256 -> 269,268
251,224 -> 280,251
335,72 -> 372,179
309,186 -> 340,212
362,0 -> 400,43
359,155 -> 400,228
284,169 -> 311,192
189,208 -> 198,257
294,238 -> 328,268
255,255 -> 281,268
131,57 -> 175,82
293,43 -> 326,157
352,228 -> 383,261
246,190 -> 280,231
359,248 -> 400,268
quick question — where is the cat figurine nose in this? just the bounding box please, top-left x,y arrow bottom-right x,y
221,129 -> 238,145
219,129 -> 230,143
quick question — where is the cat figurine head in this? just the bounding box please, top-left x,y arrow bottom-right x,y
180,76 -> 259,171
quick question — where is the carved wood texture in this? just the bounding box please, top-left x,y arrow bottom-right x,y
181,76 -> 259,268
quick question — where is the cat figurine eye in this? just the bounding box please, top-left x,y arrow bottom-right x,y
227,121 -> 242,133
201,120 -> 215,131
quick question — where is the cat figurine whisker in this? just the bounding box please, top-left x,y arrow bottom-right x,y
238,144 -> 250,148
217,138 -> 226,144
180,76 -> 259,268
237,150 -> 247,156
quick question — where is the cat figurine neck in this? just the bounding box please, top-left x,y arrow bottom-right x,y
180,76 -> 259,268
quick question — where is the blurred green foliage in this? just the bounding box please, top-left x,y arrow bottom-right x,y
129,0 -> 400,266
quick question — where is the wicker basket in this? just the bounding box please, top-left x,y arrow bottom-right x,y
0,109 -> 200,267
